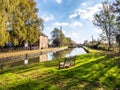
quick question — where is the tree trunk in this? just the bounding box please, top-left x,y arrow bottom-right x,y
118,46 -> 120,53
108,40 -> 111,51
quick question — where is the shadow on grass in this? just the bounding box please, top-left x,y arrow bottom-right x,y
0,53 -> 120,90
57,55 -> 120,90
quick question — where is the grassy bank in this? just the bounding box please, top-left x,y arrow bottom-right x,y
83,46 -> 103,53
0,48 -> 120,90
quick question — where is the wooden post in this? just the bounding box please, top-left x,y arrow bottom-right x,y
74,56 -> 76,66
26,54 -> 28,59
58,59 -> 60,69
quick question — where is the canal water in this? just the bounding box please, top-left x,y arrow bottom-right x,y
0,47 -> 86,70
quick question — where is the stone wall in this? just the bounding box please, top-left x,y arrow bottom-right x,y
39,35 -> 48,49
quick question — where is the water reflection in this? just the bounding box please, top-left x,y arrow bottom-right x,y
0,47 -> 86,70
51,48 -> 73,60
39,53 -> 48,62
66,48 -> 86,57
24,59 -> 28,65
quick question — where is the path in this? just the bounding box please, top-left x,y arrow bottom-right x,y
0,47 -> 68,59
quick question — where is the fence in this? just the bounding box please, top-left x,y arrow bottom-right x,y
0,46 -> 39,52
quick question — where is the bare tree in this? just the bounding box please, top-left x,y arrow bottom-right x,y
93,1 -> 115,50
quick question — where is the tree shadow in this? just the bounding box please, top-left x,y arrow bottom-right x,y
56,55 -> 120,89
0,53 -> 120,90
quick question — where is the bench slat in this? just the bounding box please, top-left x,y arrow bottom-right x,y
58,56 -> 76,69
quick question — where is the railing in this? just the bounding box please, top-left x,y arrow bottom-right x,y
0,46 -> 39,52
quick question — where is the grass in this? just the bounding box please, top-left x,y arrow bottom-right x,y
83,46 -> 103,53
0,48 -> 120,90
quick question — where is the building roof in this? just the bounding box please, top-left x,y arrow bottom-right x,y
40,33 -> 48,37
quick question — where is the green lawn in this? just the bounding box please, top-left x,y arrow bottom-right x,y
0,50 -> 120,90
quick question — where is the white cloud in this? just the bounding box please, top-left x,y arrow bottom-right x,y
55,0 -> 62,4
71,32 -> 79,37
45,26 -> 54,31
42,14 -> 54,22
71,21 -> 82,27
67,32 -> 85,43
69,13 -> 78,19
81,2 -> 87,7
62,30 -> 66,34
44,21 -> 85,43
69,3 -> 102,21
53,22 -> 69,26
53,21 -> 82,28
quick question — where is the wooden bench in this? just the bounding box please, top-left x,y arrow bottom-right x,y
58,56 -> 76,69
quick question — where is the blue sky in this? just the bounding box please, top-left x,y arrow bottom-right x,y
35,0 -> 113,44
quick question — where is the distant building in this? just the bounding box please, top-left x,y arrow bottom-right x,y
39,33 -> 48,49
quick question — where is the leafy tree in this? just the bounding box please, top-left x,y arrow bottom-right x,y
0,0 -> 19,47
0,0 -> 43,50
24,0 -> 43,46
51,28 -> 74,47
83,40 -> 88,46
52,38 -> 61,47
51,28 -> 62,47
66,38 -> 76,47
0,14 -> 9,47
93,1 -> 115,50
9,0 -> 43,47
51,28 -> 61,39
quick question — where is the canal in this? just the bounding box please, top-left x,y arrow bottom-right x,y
0,47 -> 86,70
